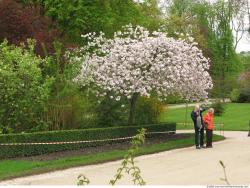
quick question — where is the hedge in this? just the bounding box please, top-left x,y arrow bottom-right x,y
0,123 -> 176,159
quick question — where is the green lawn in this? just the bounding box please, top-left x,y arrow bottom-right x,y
161,103 -> 250,131
0,133 -> 224,181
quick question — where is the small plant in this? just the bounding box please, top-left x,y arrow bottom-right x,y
210,101 -> 225,116
109,128 -> 146,185
77,128 -> 146,186
219,160 -> 230,185
135,96 -> 164,125
230,89 -> 240,102
77,174 -> 90,185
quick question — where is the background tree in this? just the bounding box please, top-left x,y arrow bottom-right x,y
0,0 -> 61,57
165,0 -> 243,99
206,0 -> 243,98
20,0 -> 162,42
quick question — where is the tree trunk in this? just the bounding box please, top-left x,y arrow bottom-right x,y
128,93 -> 139,126
185,101 -> 188,127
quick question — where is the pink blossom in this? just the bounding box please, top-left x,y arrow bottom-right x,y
73,25 -> 213,101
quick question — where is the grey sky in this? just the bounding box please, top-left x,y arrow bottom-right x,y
236,32 -> 250,52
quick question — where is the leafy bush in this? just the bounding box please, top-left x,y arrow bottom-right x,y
134,97 -> 164,125
0,123 -> 176,159
238,78 -> 250,103
42,86 -> 98,131
163,94 -> 185,104
37,41 -> 92,131
238,92 -> 250,103
232,71 -> 250,103
230,89 -> 240,102
210,101 -> 225,116
0,40 -> 53,133
95,95 -> 128,127
94,96 -> 164,127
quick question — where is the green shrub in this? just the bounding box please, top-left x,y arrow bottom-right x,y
163,94 -> 184,104
40,41 -> 92,131
95,96 -> 165,127
0,123 -> 176,159
232,71 -> 250,103
210,101 -> 225,116
238,77 -> 250,102
134,96 -> 164,125
95,95 -> 129,127
230,89 -> 240,102
43,89 -> 98,131
0,40 -> 53,133
238,92 -> 250,103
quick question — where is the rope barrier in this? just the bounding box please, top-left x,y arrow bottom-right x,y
177,122 -> 224,126
177,122 -> 225,136
0,131 -> 176,146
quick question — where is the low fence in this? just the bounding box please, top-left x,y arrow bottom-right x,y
177,122 -> 225,136
0,130 -> 175,146
0,123 -> 176,159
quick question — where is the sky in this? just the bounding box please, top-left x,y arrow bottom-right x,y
236,33 -> 250,52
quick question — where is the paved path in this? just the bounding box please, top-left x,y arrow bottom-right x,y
167,99 -> 230,109
167,102 -> 204,109
167,102 -> 209,109
1,131 -> 249,185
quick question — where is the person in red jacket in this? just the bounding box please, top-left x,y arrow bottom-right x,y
203,108 -> 214,148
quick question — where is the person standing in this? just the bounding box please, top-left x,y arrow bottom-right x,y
191,105 -> 206,149
203,108 -> 214,148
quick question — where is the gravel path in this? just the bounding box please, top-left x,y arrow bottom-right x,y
1,131 -> 249,185
167,102 -> 209,109
167,98 -> 230,109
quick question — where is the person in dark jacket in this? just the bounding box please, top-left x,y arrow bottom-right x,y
191,105 -> 207,149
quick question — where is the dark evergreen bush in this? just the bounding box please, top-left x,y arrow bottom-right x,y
210,101 -> 225,116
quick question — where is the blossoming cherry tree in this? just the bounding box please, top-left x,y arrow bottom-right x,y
74,25 -> 213,125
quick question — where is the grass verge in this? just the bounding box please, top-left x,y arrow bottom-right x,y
161,103 -> 250,131
0,133 -> 224,181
